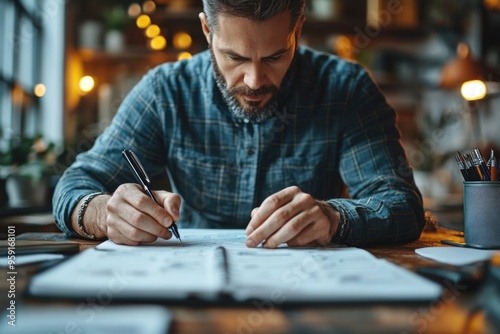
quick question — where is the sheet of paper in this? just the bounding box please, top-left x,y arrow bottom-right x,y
416,247 -> 495,266
96,228 -> 252,251
30,229 -> 442,303
0,305 -> 171,334
1,253 -> 63,267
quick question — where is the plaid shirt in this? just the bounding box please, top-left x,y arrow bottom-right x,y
53,46 -> 424,246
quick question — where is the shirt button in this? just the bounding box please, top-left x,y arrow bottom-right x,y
247,148 -> 255,155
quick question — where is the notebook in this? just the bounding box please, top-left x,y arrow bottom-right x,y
29,229 -> 442,303
0,305 -> 171,334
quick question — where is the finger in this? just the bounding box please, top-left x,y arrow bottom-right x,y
107,184 -> 173,241
246,186 -> 300,235
246,207 -> 260,236
106,216 -> 157,245
263,210 -> 312,248
156,191 -> 182,223
286,223 -> 323,248
246,191 -> 306,248
286,209 -> 333,247
250,207 -> 259,219
122,186 -> 178,231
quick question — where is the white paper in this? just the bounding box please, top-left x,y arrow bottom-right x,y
0,305 -> 171,334
416,247 -> 495,266
1,253 -> 64,267
30,229 -> 442,302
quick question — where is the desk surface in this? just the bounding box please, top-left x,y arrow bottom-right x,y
1,228 -> 491,334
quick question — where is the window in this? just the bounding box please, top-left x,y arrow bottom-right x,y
0,0 -> 42,143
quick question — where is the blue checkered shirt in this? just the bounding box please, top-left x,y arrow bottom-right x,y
53,46 -> 424,246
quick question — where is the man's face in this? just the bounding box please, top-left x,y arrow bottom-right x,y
202,11 -> 301,122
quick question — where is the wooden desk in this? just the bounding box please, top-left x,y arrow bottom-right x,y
1,228 -> 492,334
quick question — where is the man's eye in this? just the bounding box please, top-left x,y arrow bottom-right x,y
229,55 -> 245,62
266,56 -> 282,63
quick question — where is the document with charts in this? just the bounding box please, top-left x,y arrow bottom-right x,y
29,229 -> 442,303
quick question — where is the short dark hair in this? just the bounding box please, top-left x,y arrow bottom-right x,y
202,0 -> 306,32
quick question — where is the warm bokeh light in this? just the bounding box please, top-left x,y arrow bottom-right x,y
145,24 -> 161,38
334,35 -> 355,61
150,36 -> 167,50
34,84 -> 46,97
136,14 -> 151,29
173,32 -> 192,49
484,0 -> 500,10
177,52 -> 192,60
79,76 -> 95,93
143,0 -> 156,14
128,3 -> 141,17
461,80 -> 487,101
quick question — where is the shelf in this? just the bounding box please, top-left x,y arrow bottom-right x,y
78,48 -> 174,64
303,18 -> 426,39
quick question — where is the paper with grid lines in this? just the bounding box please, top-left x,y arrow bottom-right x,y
30,229 -> 442,302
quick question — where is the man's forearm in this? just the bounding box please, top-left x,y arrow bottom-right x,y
71,194 -> 111,240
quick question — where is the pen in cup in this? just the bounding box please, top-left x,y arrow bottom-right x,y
473,148 -> 491,181
122,149 -> 183,245
463,153 -> 481,181
455,152 -> 470,181
490,150 -> 497,181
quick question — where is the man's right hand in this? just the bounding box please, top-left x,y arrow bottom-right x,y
73,184 -> 181,245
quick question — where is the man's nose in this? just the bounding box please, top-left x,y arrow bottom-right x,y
243,62 -> 265,90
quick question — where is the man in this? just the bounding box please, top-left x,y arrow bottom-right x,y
53,0 -> 425,247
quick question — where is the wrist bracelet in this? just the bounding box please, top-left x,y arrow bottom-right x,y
76,192 -> 106,240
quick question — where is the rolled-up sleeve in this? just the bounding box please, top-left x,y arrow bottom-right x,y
329,68 -> 424,246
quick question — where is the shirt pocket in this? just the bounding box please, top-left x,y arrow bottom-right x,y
171,148 -> 237,225
276,154 -> 329,199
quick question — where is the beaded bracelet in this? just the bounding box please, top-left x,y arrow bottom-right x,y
76,192 -> 106,240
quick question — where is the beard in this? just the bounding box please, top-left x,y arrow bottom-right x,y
209,46 -> 280,123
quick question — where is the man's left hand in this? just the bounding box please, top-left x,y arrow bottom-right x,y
245,186 -> 340,248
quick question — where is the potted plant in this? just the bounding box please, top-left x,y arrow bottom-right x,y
103,6 -> 129,52
0,135 -> 56,208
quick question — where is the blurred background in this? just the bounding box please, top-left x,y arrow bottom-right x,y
1,0 -> 500,231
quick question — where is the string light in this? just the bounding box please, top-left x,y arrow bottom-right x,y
143,0 -> 156,14
34,84 -> 46,97
136,14 -> 151,29
178,52 -> 192,60
146,24 -> 161,38
150,36 -> 167,50
128,3 -> 141,17
173,32 -> 192,49
79,76 -> 95,93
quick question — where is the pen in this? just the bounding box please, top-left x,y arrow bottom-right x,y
487,149 -> 494,169
463,153 -> 481,181
455,153 -> 470,181
473,148 -> 491,181
491,153 -> 497,181
122,149 -> 183,244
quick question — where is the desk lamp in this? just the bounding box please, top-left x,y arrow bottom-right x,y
440,43 -> 500,143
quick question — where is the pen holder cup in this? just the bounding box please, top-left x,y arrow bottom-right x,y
463,181 -> 500,249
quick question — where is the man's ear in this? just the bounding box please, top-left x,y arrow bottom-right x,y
294,16 -> 306,43
199,12 -> 211,45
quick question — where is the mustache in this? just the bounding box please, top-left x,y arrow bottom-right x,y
229,85 -> 278,97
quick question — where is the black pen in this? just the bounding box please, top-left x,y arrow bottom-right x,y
473,148 -> 491,181
455,153 -> 470,181
463,153 -> 481,181
122,149 -> 182,244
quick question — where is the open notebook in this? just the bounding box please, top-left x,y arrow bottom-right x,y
29,229 -> 442,303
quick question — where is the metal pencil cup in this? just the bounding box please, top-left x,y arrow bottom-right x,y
463,181 -> 500,249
